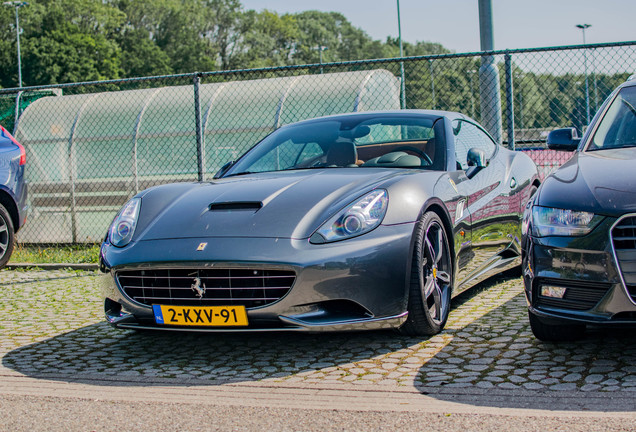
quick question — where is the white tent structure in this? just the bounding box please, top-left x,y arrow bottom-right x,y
15,70 -> 401,242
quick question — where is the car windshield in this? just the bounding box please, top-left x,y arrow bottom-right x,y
224,115 -> 442,176
588,85 -> 636,151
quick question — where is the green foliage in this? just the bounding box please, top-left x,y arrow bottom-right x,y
0,0 -> 631,140
0,1 -> 457,86
11,244 -> 100,264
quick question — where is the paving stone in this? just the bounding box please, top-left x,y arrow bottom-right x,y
2,269 -> 636,393
550,383 -> 578,391
508,375 -> 527,383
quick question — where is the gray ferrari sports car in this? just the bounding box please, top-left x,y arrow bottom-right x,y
100,110 -> 539,335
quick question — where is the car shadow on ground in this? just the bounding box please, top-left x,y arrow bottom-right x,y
413,276 -> 636,411
2,272 -> 636,412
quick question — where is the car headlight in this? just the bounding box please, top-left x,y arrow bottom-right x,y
109,198 -> 141,247
310,190 -> 388,244
531,206 -> 603,237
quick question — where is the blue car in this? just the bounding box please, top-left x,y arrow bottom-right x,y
0,125 -> 27,268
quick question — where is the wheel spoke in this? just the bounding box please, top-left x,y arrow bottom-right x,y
428,281 -> 442,321
425,236 -> 435,264
436,270 -> 451,285
434,226 -> 443,265
423,274 -> 436,298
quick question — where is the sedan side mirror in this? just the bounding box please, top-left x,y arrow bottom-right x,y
547,127 -> 580,151
466,147 -> 487,179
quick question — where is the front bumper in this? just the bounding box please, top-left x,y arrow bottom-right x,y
523,217 -> 636,325
100,223 -> 415,332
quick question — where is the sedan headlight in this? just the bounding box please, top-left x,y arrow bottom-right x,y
311,190 -> 388,244
531,206 -> 603,237
109,198 -> 141,247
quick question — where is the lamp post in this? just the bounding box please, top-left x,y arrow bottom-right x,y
576,23 -> 591,124
397,0 -> 406,109
314,45 -> 327,74
3,1 -> 28,88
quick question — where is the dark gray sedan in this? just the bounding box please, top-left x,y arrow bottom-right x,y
100,110 -> 539,335
523,77 -> 636,341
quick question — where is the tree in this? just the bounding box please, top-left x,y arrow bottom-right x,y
114,0 -> 174,77
229,10 -> 299,69
153,0 -> 217,73
292,10 -> 394,64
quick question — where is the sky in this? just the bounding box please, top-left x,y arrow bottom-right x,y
240,0 -> 635,53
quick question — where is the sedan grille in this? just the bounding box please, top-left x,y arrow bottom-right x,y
611,215 -> 636,302
116,268 -> 296,308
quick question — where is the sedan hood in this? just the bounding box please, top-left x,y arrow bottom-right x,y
137,169 -> 405,240
537,147 -> 636,217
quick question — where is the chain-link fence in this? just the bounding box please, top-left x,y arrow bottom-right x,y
0,41 -> 634,244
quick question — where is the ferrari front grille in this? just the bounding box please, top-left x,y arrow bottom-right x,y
116,268 -> 296,308
611,215 -> 636,301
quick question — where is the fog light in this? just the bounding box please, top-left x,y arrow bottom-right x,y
540,285 -> 567,298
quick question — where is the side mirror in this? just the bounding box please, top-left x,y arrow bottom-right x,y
466,147 -> 487,179
467,147 -> 487,168
547,127 -> 580,151
213,161 -> 234,179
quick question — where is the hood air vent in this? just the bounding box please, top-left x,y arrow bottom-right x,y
209,202 -> 263,212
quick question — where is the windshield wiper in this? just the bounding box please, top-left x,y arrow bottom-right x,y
223,171 -> 254,178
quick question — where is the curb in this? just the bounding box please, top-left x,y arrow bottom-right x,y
6,262 -> 99,271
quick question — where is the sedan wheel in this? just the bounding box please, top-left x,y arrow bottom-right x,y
0,204 -> 15,269
400,211 -> 453,336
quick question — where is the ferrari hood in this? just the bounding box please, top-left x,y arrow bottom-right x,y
136,169 -> 406,241
537,147 -> 636,217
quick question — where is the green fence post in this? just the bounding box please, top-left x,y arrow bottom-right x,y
505,52 -> 515,150
194,73 -> 205,182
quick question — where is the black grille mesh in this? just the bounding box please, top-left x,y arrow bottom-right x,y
536,281 -> 611,311
116,268 -> 295,308
612,215 -> 636,301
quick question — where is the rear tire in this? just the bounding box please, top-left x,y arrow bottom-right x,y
528,311 -> 585,342
0,204 -> 15,269
399,211 -> 453,336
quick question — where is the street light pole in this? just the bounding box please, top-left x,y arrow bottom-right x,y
397,0 -> 406,109
3,1 -> 28,88
576,23 -> 591,124
315,45 -> 327,74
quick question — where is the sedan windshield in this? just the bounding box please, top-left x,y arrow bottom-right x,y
224,115 -> 443,176
588,86 -> 636,151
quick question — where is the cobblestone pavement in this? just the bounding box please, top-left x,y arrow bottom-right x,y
1,269 -> 635,396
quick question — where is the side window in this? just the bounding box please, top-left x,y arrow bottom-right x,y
453,120 -> 497,170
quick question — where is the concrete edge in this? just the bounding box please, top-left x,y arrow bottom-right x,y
1,372 -> 636,417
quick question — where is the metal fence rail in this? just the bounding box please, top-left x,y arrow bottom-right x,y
0,41 -> 634,244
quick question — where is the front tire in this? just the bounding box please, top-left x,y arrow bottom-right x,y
0,204 -> 15,269
528,311 -> 585,342
400,211 -> 453,336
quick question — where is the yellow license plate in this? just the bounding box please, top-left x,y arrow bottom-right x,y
152,305 -> 248,326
